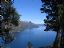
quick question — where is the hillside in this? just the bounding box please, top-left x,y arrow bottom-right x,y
10,21 -> 39,32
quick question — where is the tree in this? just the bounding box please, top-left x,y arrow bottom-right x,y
0,0 -> 20,44
40,0 -> 64,48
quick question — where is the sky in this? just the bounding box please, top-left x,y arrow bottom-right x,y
14,0 -> 46,24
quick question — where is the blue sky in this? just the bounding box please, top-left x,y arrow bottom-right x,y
14,0 -> 46,24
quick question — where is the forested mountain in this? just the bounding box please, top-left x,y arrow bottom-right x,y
10,21 -> 39,32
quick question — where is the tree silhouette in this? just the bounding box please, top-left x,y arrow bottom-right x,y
0,0 -> 20,44
40,0 -> 64,48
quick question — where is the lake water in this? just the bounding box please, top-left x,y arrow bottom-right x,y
0,26 -> 56,48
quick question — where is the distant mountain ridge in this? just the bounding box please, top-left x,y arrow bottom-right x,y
10,21 -> 39,32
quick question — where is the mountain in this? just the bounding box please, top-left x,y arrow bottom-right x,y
10,21 -> 39,32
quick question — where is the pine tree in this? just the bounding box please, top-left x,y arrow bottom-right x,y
0,0 -> 20,44
40,0 -> 64,48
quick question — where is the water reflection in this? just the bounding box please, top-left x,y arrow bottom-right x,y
0,26 -> 56,48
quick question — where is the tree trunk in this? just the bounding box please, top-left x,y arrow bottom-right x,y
57,28 -> 62,48
52,28 -> 63,48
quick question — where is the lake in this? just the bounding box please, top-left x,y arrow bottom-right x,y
0,26 -> 56,48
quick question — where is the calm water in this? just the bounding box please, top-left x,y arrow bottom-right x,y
0,26 -> 56,48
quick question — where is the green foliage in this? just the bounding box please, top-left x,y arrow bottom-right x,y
0,0 -> 20,43
40,0 -> 64,32
11,10 -> 20,26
